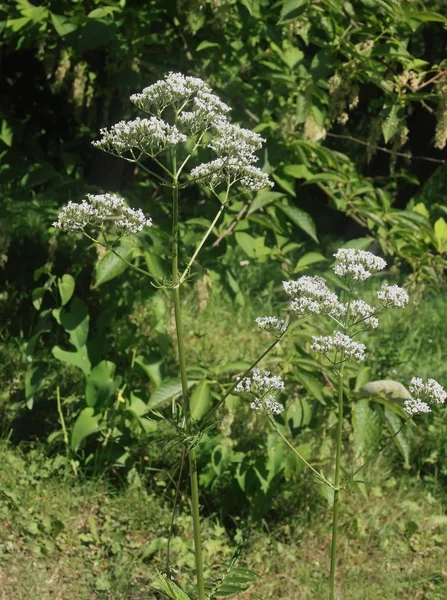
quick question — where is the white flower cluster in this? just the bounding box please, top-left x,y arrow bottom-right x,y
190,157 -> 273,192
255,316 -> 287,336
377,284 -> 409,308
53,193 -> 152,235
235,367 -> 285,415
311,331 -> 366,362
349,299 -> 379,329
92,117 -> 186,157
283,276 -> 345,318
405,377 -> 447,415
130,72 -> 211,114
333,248 -> 387,281
178,91 -> 231,134
210,119 -> 265,163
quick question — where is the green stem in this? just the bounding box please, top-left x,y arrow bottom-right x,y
268,416 -> 334,489
56,386 -> 69,451
171,168 -> 206,600
329,361 -> 344,600
178,188 -> 230,286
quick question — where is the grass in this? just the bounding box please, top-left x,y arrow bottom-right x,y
1,442 -> 446,600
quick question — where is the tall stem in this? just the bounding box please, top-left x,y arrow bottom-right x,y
329,361 -> 344,600
171,167 -> 206,600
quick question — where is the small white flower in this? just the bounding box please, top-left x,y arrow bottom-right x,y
190,158 -> 273,191
283,276 -> 345,318
333,248 -> 386,281
311,331 -> 366,362
349,299 -> 379,329
209,118 -> 265,164
53,193 -> 152,235
255,316 -> 287,335
92,117 -> 186,157
409,377 -> 447,405
404,398 -> 431,415
130,72 -> 212,114
235,367 -> 284,415
377,284 -> 409,308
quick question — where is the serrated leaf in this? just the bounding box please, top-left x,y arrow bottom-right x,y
277,201 -> 318,242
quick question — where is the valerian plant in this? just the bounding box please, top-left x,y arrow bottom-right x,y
54,72 -> 275,600
53,73 -> 447,600
235,247 -> 446,599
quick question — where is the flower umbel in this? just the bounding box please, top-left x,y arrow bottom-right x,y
235,367 -> 284,415
53,193 -> 152,235
333,248 -> 386,281
377,284 -> 409,308
283,276 -> 345,318
92,117 -> 186,157
405,377 -> 447,415
311,331 -> 366,362
255,316 -> 287,336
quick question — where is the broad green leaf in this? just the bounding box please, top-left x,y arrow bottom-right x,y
282,46 -> 304,70
235,232 -> 271,260
57,274 -> 75,306
60,297 -> 89,349
21,164 -> 59,188
382,105 -> 403,143
284,442 -> 312,478
52,345 -> 91,375
294,251 -> 326,272
434,217 -> 447,253
85,361 -> 117,408
412,202 -> 430,220
272,173 -> 295,196
247,190 -> 284,215
283,164 -> 312,180
135,355 -> 164,387
144,251 -> 168,282
278,0 -> 309,24
190,380 -> 212,421
71,407 -> 102,451
384,407 -> 410,467
352,399 -> 382,458
294,370 -> 325,404
0,120 -> 13,147
286,398 -> 312,433
147,378 -> 193,410
196,40 -> 220,51
94,238 -> 135,287
342,238 -> 372,250
277,201 -> 318,242
359,380 -> 411,400
32,286 -> 46,310
50,12 -> 78,36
